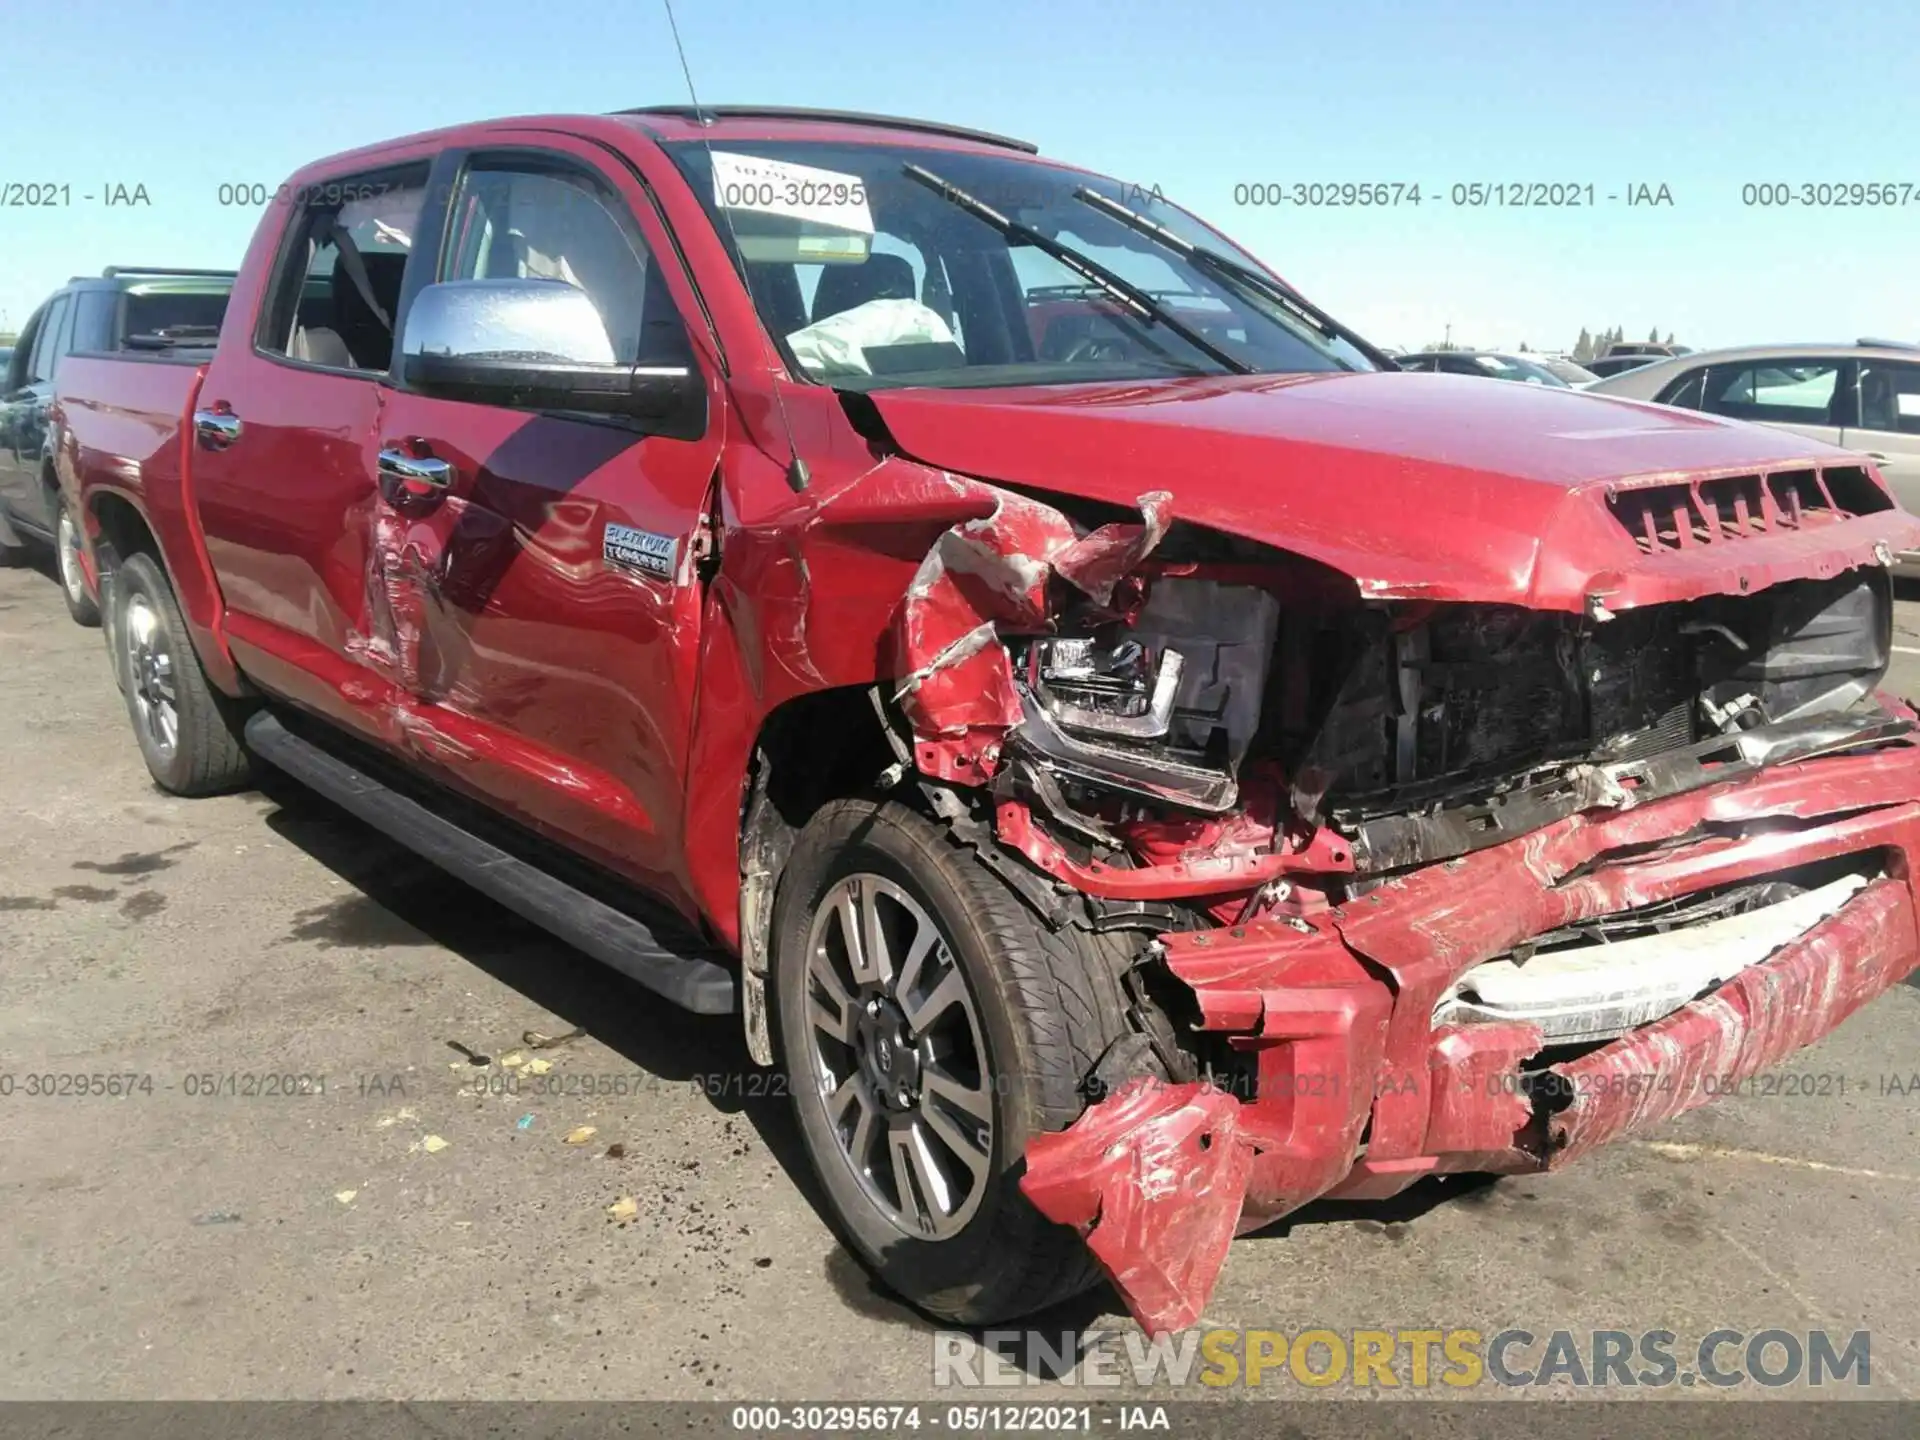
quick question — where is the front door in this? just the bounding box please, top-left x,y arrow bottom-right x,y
372,137 -> 724,906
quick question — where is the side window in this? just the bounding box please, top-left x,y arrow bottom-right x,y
257,166 -> 430,373
442,161 -> 692,367
1701,360 -> 1843,424
26,294 -> 70,383
72,290 -> 117,353
1655,367 -> 1706,409
1856,361 -> 1920,436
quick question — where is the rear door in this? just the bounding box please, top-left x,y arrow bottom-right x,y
372,136 -> 724,901
1843,358 -> 1920,514
189,159 -> 433,737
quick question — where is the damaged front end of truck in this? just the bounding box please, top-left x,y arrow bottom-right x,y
886,458 -> 1920,1334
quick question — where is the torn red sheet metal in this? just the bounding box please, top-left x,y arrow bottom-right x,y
1022,739 -> 1920,1335
1022,1077 -> 1253,1335
893,486 -> 1173,784
997,797 -> 1355,900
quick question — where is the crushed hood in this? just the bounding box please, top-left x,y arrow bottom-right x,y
866,371 -> 1920,612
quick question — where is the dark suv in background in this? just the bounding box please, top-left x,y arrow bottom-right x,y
0,268 -> 234,623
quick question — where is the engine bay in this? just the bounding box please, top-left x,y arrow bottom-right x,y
995,535 -> 1899,893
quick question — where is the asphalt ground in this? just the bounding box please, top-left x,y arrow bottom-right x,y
1,553 -> 1916,1407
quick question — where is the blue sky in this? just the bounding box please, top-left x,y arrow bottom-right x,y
2,0 -> 1913,353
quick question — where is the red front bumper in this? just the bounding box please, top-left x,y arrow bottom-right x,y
1022,740 -> 1920,1334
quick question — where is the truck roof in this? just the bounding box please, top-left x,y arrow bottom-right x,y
63,267 -> 238,291
613,105 -> 1039,154
281,108 -> 1061,188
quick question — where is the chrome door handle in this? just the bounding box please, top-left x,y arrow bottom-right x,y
377,446 -> 456,496
192,408 -> 241,449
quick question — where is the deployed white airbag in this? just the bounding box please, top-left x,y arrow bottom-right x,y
785,298 -> 957,379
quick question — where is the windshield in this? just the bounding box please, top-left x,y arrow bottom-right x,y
664,140 -> 1376,390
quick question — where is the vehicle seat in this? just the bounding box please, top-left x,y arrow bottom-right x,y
1860,368 -> 1897,431
810,254 -> 916,323
290,320 -> 353,368
332,251 -> 407,371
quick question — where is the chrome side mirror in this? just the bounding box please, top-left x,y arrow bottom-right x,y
398,279 -> 704,438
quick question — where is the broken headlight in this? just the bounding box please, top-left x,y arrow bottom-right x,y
1029,637 -> 1185,740
1010,578 -> 1281,813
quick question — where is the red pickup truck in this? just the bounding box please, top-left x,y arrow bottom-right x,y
53,105 -> 1920,1335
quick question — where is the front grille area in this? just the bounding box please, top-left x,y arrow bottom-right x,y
1296,567 -> 1891,818
1607,465 -> 1893,553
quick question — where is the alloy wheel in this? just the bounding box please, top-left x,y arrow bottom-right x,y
123,593 -> 179,760
803,873 -> 995,1240
57,509 -> 86,608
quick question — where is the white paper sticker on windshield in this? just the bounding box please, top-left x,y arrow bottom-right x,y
1898,392 -> 1920,417
712,152 -> 874,234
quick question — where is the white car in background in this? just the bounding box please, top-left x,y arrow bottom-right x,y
1397,350 -> 1587,386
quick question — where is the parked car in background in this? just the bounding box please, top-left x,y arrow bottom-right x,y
1398,350 -> 1574,385
1603,341 -> 1691,359
1,268 -> 234,623
1530,354 -> 1600,386
1584,352 -> 1666,379
50,105 -> 1920,1339
1589,340 -> 1920,570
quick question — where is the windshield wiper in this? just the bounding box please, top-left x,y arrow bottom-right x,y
900,162 -> 1252,376
1070,187 -> 1400,371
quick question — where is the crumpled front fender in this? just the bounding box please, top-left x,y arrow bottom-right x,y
893,484 -> 1169,785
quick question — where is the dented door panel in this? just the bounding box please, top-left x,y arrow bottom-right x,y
362,397 -> 719,903
191,360 -> 391,738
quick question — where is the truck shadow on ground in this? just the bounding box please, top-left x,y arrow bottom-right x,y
249,766 -> 824,1210
249,767 -> 1532,1366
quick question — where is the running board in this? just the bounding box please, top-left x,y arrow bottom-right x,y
244,712 -> 737,1014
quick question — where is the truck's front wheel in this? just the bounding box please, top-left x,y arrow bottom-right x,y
112,553 -> 253,796
772,798 -> 1137,1325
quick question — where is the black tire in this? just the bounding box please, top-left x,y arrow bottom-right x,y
772,798 -> 1138,1325
54,500 -> 101,627
112,551 -> 253,796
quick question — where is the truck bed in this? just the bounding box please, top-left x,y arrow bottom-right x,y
53,353 -> 224,676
